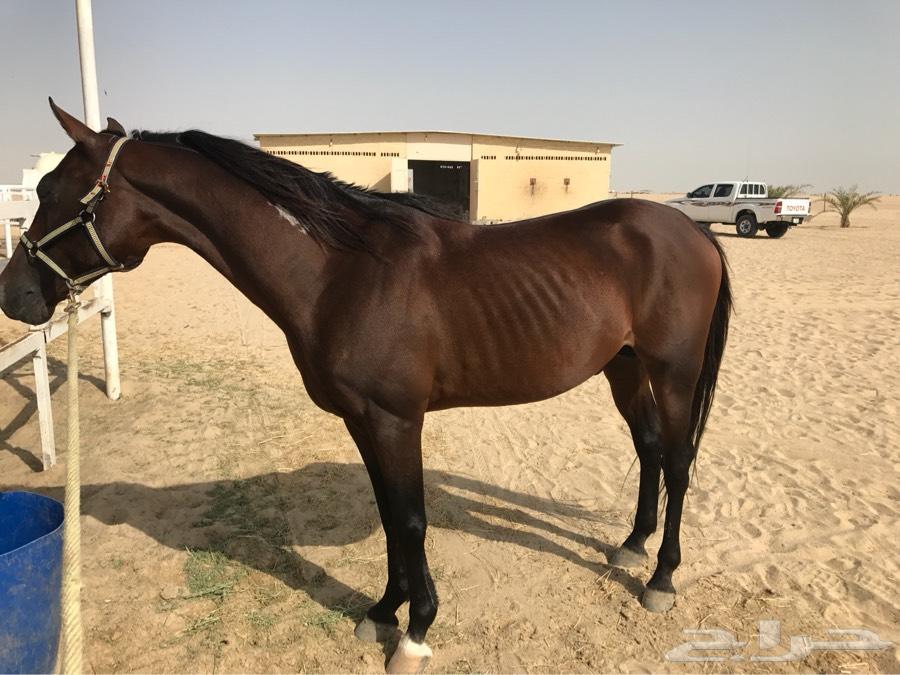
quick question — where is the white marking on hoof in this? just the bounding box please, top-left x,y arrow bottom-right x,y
608,546 -> 648,568
386,633 -> 432,674
641,587 -> 676,613
354,616 -> 397,643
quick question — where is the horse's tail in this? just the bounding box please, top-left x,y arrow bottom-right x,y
689,227 -> 732,451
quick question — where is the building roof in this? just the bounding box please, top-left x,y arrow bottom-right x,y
253,130 -> 621,147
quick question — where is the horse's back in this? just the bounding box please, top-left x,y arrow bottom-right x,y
432,198 -> 715,316
423,199 -> 716,409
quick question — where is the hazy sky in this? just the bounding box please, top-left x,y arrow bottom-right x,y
2,1 -> 898,192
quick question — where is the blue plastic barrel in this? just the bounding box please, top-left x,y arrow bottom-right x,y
0,491 -> 64,674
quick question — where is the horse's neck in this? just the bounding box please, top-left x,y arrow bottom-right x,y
128,143 -> 331,335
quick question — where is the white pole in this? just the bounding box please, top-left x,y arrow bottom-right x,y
75,0 -> 100,132
75,0 -> 121,400
3,220 -> 11,258
33,341 -> 57,469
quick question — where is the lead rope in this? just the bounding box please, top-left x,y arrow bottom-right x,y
61,293 -> 83,674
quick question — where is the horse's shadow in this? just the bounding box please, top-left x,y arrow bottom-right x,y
8,462 -> 644,618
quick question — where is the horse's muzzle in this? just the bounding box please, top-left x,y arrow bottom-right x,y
0,269 -> 55,325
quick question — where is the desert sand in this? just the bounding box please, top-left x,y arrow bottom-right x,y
1,196 -> 898,673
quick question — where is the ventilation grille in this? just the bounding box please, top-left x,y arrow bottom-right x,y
504,155 -> 606,161
269,150 -> 378,157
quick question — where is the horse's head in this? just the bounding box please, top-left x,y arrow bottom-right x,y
0,99 -> 147,324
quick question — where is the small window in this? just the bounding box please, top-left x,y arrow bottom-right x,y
713,184 -> 734,198
753,184 -> 761,195
739,183 -> 748,196
690,184 -> 714,199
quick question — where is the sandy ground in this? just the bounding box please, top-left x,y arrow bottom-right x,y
1,196 -> 899,674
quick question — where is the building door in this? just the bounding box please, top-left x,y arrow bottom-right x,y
407,160 -> 470,220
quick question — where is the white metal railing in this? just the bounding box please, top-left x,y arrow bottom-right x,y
0,185 -> 37,202
1,185 -> 37,259
0,296 -> 115,469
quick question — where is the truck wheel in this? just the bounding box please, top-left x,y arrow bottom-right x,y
765,223 -> 789,238
736,214 -> 758,238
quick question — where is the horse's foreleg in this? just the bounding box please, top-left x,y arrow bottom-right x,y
357,407 -> 436,674
641,364 -> 698,613
345,418 -> 408,643
603,356 -> 662,568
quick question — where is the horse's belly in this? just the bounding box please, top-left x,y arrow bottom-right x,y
428,249 -> 631,410
429,312 -> 625,410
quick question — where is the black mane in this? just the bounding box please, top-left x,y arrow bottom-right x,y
131,129 -> 461,251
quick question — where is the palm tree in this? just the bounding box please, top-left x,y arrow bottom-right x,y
823,186 -> 881,228
768,184 -> 811,199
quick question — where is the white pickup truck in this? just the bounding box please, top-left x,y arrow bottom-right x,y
666,181 -> 810,238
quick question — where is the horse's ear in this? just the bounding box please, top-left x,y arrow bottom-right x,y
48,97 -> 99,145
104,116 -> 127,137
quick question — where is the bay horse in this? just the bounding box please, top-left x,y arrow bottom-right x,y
0,100 -> 731,673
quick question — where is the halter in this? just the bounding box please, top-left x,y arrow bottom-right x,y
19,136 -> 129,293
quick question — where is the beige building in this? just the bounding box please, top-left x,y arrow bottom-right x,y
253,131 -> 619,222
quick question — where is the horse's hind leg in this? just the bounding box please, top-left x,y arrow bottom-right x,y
345,419 -> 408,644
603,354 -> 663,568
639,360 -> 701,613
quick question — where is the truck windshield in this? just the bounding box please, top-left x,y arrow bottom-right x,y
714,184 -> 734,198
690,185 -> 713,198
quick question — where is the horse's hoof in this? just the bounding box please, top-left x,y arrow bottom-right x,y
355,616 -> 397,643
608,546 -> 648,568
386,633 -> 432,674
641,587 -> 676,613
